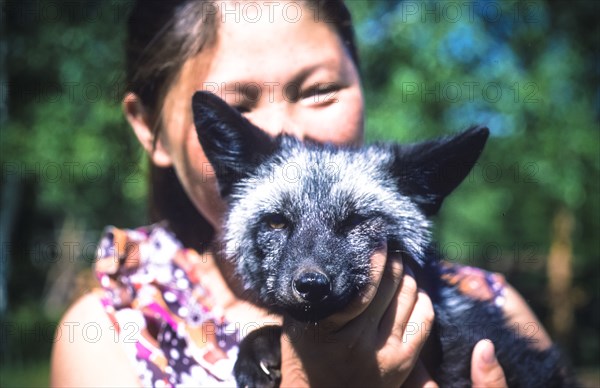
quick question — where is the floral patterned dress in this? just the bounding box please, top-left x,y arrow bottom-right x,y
93,223 -> 506,387
95,223 -> 239,387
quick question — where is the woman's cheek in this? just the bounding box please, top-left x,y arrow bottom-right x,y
309,93 -> 363,144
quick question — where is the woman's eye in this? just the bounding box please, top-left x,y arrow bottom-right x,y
265,214 -> 288,230
301,83 -> 340,103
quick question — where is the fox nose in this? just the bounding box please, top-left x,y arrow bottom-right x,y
293,271 -> 331,303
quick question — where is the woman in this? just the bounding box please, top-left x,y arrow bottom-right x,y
51,1 -> 552,386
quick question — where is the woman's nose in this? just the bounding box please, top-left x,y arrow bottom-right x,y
249,103 -> 304,140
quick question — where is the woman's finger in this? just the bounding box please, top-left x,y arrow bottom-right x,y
377,265 -> 417,341
471,339 -> 508,388
362,252 -> 405,321
385,286 -> 434,359
377,287 -> 435,386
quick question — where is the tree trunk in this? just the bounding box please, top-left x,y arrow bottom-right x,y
546,206 -> 575,346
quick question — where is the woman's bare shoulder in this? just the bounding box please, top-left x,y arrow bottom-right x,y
50,293 -> 141,387
501,282 -> 553,350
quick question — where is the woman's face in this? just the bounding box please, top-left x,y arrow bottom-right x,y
152,2 -> 364,228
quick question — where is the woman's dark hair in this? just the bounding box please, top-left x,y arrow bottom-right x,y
125,0 -> 359,251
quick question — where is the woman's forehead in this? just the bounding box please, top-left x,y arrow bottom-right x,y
196,3 -> 349,88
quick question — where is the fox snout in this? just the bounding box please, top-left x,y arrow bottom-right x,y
292,270 -> 332,303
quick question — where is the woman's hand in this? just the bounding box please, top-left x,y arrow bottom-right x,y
276,248 -> 517,387
272,242 -> 556,388
279,248 -> 435,387
402,339 -> 509,388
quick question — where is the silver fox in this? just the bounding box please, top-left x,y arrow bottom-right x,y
192,91 -> 575,388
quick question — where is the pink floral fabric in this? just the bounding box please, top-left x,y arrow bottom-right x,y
94,223 -> 239,387
440,261 -> 507,307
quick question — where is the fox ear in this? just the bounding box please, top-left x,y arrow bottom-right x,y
391,126 -> 489,217
192,91 -> 276,198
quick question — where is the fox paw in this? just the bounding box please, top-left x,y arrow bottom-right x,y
234,325 -> 282,388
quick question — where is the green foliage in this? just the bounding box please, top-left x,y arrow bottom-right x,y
0,362 -> 50,387
2,0 -> 147,230
348,0 -> 599,258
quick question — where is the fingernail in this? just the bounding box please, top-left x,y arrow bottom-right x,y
481,340 -> 496,364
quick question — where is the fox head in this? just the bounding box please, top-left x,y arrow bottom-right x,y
192,91 -> 488,321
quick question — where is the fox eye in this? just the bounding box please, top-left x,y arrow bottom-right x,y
344,213 -> 366,229
265,214 -> 288,230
